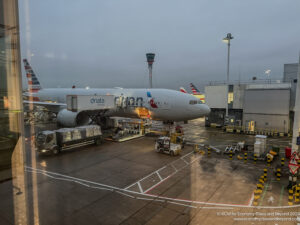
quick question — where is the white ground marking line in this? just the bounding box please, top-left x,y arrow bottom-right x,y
156,171 -> 163,181
171,164 -> 178,172
25,166 -> 124,191
199,207 -> 234,210
124,152 -> 193,190
146,193 -> 249,208
124,166 -> 166,190
136,197 -> 165,203
136,197 -> 156,201
181,158 -> 189,165
115,191 -> 135,199
26,168 -> 137,199
143,175 -> 171,194
182,152 -> 193,159
157,165 -> 167,172
123,183 -> 138,190
248,192 -> 255,206
25,169 -> 114,192
26,169 -> 140,200
167,201 -> 198,209
142,155 -> 202,194
137,182 -> 144,193
26,166 -> 300,209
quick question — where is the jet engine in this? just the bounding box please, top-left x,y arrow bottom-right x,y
57,109 -> 90,127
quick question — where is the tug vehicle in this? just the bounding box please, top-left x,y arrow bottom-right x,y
155,136 -> 182,156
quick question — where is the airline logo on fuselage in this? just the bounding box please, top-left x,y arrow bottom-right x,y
90,97 -> 105,104
114,96 -> 144,107
147,92 -> 158,108
113,92 -> 158,108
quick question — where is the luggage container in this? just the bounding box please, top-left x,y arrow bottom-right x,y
254,135 -> 267,157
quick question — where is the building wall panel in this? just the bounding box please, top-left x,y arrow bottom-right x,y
233,84 -> 245,109
244,89 -> 290,115
283,63 -> 298,110
205,85 -> 227,109
243,114 -> 289,133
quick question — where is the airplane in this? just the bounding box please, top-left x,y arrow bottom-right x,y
23,59 -> 210,127
179,84 -> 205,103
179,87 -> 188,93
190,83 -> 201,95
190,83 -> 205,103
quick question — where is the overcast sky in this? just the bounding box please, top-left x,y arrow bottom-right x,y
19,0 -> 300,91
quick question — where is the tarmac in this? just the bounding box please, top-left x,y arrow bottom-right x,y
0,118 -> 299,225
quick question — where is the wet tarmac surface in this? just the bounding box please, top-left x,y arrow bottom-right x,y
0,118 -> 299,225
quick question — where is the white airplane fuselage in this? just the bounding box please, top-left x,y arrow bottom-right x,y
26,88 -> 210,122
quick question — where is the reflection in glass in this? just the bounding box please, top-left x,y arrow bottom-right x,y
0,0 -> 28,224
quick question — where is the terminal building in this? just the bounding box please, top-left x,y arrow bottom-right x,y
205,63 -> 299,134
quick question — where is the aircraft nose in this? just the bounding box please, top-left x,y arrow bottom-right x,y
202,104 -> 211,115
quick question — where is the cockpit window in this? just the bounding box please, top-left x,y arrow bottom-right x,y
189,100 -> 203,104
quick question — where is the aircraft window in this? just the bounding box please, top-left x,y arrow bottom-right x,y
189,100 -> 197,105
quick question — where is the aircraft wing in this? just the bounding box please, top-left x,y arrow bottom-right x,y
23,100 -> 66,113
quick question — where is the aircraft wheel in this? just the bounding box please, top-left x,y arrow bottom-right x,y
53,147 -> 60,155
170,151 -> 174,156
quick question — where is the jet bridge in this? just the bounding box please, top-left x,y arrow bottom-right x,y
66,95 -> 117,126
67,95 -> 116,112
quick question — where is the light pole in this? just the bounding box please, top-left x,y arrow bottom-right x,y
223,33 -> 234,121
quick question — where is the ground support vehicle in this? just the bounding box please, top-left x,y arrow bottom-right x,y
224,142 -> 244,154
35,125 -> 103,154
155,136 -> 182,156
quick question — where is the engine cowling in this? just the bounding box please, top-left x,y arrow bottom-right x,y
57,109 -> 90,127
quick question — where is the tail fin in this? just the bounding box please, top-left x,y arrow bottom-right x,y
179,87 -> 188,93
190,83 -> 200,94
23,59 -> 42,92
